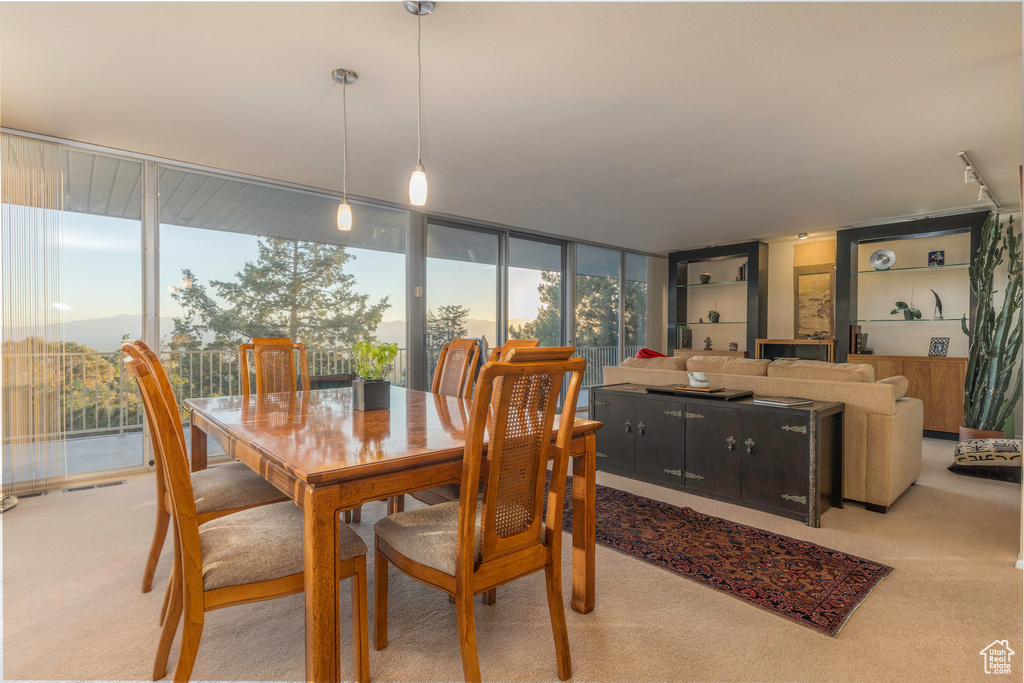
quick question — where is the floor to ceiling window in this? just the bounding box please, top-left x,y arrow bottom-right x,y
425,223 -> 499,380
158,167 -> 409,420
508,237 -> 563,347
624,252 -> 648,353
575,244 -> 621,393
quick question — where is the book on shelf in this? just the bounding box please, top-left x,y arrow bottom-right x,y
752,396 -> 813,407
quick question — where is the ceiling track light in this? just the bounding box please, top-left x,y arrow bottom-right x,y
333,68 -> 359,231
957,151 -> 1003,210
406,1 -> 434,207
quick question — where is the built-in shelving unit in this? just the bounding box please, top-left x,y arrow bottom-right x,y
835,211 -> 988,361
668,241 -> 768,354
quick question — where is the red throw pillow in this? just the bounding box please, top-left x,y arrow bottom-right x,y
636,347 -> 667,359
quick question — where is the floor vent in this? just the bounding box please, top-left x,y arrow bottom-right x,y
17,491 -> 47,499
63,480 -> 127,493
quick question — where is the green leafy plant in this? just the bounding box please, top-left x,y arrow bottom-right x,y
961,213 -> 1022,431
352,340 -> 398,382
890,301 -> 922,319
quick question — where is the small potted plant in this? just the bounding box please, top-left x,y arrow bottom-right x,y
352,340 -> 398,412
708,303 -> 720,323
891,301 -> 922,320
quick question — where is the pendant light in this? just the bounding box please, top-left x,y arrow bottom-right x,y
405,1 -> 434,206
332,68 -> 358,230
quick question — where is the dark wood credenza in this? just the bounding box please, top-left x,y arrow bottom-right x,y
590,384 -> 844,527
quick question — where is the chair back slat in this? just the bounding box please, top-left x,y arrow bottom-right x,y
458,347 -> 585,567
240,338 -> 310,395
431,338 -> 479,398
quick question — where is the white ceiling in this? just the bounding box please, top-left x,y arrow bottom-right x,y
1,2 -> 1020,254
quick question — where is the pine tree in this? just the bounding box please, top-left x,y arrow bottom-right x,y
170,238 -> 390,349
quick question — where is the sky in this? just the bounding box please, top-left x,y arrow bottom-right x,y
57,212 -> 549,343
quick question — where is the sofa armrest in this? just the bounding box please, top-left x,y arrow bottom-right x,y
863,397 -> 924,508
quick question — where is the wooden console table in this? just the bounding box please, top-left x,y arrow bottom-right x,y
848,354 -> 966,434
590,383 -> 843,527
755,338 -> 835,363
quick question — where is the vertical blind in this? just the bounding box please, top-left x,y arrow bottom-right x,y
2,133 -> 67,496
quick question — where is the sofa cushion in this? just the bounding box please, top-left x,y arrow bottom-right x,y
621,356 -> 687,371
686,356 -> 771,377
877,376 -> 909,399
767,359 -> 875,383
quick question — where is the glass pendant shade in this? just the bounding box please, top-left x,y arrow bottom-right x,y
337,198 -> 353,231
409,162 -> 427,206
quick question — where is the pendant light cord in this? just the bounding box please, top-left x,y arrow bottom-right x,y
417,10 -> 422,163
342,78 -> 349,200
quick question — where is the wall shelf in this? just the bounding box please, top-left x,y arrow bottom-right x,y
855,263 -> 969,275
835,212 -> 988,361
677,280 -> 747,289
668,241 -> 768,354
851,318 -> 964,323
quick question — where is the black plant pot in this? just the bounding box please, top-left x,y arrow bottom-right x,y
353,379 -> 390,412
903,311 -> 915,320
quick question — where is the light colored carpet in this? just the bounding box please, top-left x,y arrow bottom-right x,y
2,438 -> 1020,682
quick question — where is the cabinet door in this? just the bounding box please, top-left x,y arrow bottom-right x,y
682,403 -> 742,499
740,411 -> 810,514
592,392 -> 636,473
634,398 -> 684,485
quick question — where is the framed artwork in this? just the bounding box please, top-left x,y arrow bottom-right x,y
929,337 -> 950,357
794,264 -> 834,339
928,250 -> 945,267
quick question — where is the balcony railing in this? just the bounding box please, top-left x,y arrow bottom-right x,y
8,344 -> 636,441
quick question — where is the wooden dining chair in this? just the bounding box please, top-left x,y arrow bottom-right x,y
125,342 -> 288,607
487,338 -> 540,362
374,347 -> 585,682
239,337 -> 310,395
238,338 -> 366,521
125,355 -> 369,683
431,338 -> 480,399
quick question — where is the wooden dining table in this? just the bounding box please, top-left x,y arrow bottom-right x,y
186,385 -> 602,683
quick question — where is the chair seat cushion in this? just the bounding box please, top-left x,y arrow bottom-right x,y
948,439 -> 1022,483
426,483 -> 462,501
191,461 -> 287,516
200,501 -> 366,591
375,501 -> 481,576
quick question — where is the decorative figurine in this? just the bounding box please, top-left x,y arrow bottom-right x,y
703,336 -> 713,351
931,289 -> 943,319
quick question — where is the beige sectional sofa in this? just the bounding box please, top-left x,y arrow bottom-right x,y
602,353 -> 924,512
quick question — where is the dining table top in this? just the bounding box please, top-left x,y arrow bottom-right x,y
186,386 -> 602,486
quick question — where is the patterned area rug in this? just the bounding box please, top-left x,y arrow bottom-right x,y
560,479 -> 893,637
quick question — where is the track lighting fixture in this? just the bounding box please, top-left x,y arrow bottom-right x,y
957,151 -> 1002,210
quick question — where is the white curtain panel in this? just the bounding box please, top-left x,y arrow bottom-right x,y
2,133 -> 67,495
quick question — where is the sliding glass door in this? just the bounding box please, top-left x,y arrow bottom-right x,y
425,223 -> 499,380
508,236 -> 563,347
575,244 -> 621,393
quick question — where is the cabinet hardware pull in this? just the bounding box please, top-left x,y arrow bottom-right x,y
596,452 -> 610,459
684,471 -> 704,480
594,400 -> 609,407
726,435 -> 736,451
744,437 -> 755,454
684,411 -> 705,420
625,420 -> 632,433
637,421 -> 646,435
664,468 -> 682,477
664,409 -> 682,418
781,494 -> 807,504
781,424 -> 807,434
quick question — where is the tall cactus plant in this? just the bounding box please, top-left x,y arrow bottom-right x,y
961,213 -> 1022,431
